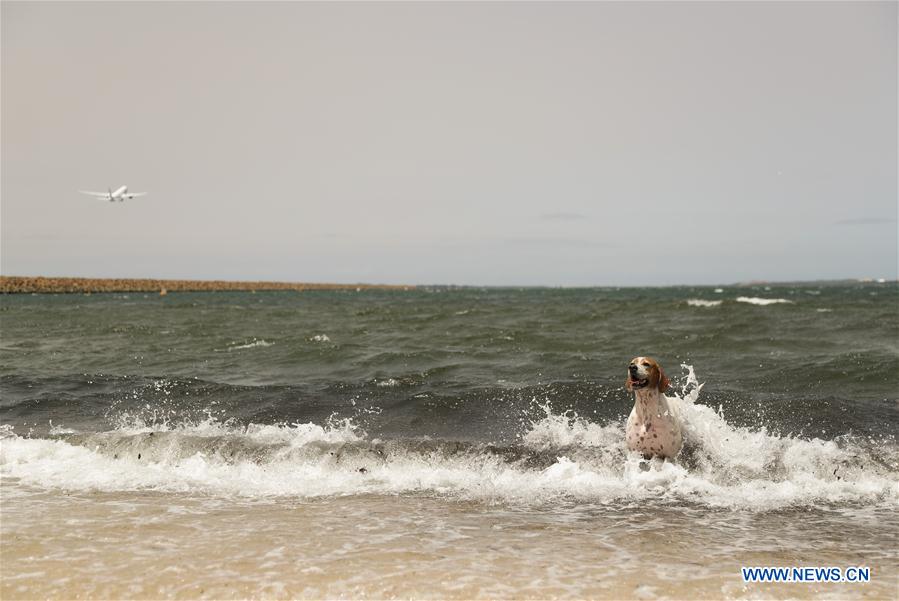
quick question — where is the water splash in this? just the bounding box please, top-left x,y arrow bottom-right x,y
2,367 -> 896,510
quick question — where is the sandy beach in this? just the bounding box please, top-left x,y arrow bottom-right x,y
3,487 -> 896,600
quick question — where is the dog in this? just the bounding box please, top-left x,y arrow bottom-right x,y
625,357 -> 684,460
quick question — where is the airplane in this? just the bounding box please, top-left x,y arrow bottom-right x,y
79,185 -> 147,202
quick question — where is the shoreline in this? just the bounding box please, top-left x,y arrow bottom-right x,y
0,276 -> 412,294
2,488 -> 895,601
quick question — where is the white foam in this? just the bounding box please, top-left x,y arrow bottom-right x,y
225,339 -> 274,351
736,297 -> 794,306
48,423 -> 78,436
2,368 -> 896,510
522,402 -> 621,449
686,299 -> 723,308
310,334 -> 330,343
2,426 -> 894,509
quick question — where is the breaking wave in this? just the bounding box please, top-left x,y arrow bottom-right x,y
736,296 -> 794,306
221,339 -> 275,352
686,299 -> 723,307
2,368 -> 896,510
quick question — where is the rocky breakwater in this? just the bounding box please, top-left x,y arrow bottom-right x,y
0,276 -> 412,294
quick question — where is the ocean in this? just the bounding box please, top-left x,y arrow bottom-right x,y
1,284 -> 897,599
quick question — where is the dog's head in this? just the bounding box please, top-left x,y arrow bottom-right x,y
626,356 -> 670,393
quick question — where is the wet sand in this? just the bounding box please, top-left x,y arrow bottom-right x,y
2,483 -> 895,600
0,276 -> 411,294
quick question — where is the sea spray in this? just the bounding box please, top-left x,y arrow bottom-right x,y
3,365 -> 895,509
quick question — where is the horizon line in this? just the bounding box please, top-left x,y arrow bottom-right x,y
1,274 -> 895,294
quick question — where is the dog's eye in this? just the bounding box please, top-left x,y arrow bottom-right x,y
642,362 -> 651,367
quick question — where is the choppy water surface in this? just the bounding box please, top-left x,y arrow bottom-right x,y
1,284 -> 897,599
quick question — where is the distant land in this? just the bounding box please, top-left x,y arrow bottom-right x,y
0,276 -> 412,294
0,275 -> 894,294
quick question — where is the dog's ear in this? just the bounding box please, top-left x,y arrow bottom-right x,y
625,377 -> 633,392
657,367 -> 670,393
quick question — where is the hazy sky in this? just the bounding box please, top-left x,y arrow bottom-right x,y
2,1 -> 896,286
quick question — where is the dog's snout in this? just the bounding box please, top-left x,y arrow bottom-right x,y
628,364 -> 639,374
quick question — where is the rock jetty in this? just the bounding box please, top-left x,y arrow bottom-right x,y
0,276 -> 412,294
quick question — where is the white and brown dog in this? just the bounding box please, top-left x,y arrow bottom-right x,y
625,357 -> 684,460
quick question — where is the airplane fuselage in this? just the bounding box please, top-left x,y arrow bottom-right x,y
79,185 -> 147,202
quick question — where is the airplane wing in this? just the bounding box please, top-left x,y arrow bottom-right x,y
79,190 -> 110,197
125,192 -> 148,198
